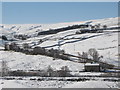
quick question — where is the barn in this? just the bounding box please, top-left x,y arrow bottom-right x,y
84,63 -> 100,72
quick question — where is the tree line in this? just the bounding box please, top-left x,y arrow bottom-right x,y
38,24 -> 89,35
8,65 -> 72,77
4,42 -> 69,60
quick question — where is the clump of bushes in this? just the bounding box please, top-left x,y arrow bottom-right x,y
2,35 -> 7,40
38,24 -> 88,35
4,42 -> 69,60
8,65 -> 72,77
14,34 -> 30,40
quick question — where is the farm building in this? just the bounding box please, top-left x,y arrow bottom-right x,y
84,63 -> 100,72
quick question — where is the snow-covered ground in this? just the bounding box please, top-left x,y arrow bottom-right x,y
0,79 -> 29,89
0,17 -> 119,89
0,17 -> 119,36
0,51 -> 84,71
0,77 -> 119,88
24,29 -> 118,66
64,80 -> 119,88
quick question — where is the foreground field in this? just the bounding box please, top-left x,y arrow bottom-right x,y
0,76 -> 119,88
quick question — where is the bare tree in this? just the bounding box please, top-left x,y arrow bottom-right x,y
78,52 -> 88,63
88,48 -> 100,62
90,25 -> 95,30
103,25 -> 107,30
82,52 -> 88,63
9,42 -> 17,50
47,65 -> 54,77
60,66 -> 71,77
23,43 -> 30,49
1,60 -> 9,77
78,52 -> 82,62
4,43 -> 10,50
95,24 -> 101,29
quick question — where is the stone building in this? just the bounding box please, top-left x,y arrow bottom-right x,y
84,63 -> 100,72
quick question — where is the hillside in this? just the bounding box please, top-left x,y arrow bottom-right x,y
0,17 -> 119,71
0,17 -> 119,88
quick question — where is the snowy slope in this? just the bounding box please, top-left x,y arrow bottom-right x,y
0,17 -> 119,72
31,31 -> 118,66
0,80 -> 30,89
1,78 -> 119,88
63,80 -> 119,88
0,17 -> 119,36
0,17 -> 119,89
0,51 -> 84,71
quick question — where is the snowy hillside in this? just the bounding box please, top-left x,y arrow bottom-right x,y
0,51 -> 84,71
0,17 -> 119,36
0,17 -> 119,89
0,17 -> 119,70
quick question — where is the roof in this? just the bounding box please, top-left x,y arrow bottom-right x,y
85,63 -> 100,66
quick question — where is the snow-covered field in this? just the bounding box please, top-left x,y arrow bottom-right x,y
0,76 -> 119,88
0,51 -> 84,71
0,17 -> 119,89
64,80 -> 118,88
